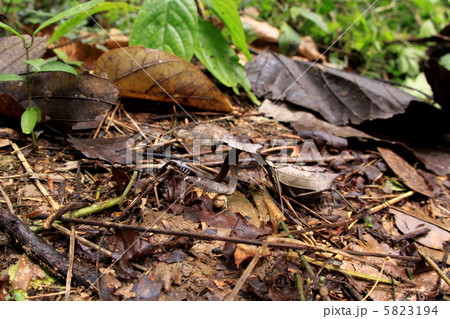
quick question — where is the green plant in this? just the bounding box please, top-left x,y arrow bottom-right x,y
129,0 -> 259,104
242,0 -> 450,90
0,0 -> 105,147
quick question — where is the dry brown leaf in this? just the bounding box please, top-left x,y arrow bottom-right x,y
234,243 -> 270,267
251,190 -> 283,232
11,255 -> 47,291
94,46 -> 232,112
391,208 -> 450,250
240,15 -> 279,43
54,37 -> 104,70
378,147 -> 434,197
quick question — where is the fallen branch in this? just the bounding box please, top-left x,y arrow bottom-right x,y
0,208 -> 97,288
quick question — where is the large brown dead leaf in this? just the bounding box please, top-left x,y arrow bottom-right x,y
0,35 -> 48,74
378,147 -> 434,197
94,46 -> 232,112
246,51 -> 417,125
0,72 -> 118,130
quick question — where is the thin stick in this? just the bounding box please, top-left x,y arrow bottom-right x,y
361,257 -> 389,301
64,221 -> 76,300
0,182 -> 15,214
122,107 -> 153,145
10,141 -> 60,211
36,215 -> 421,262
225,239 -> 270,301
415,244 -> 450,287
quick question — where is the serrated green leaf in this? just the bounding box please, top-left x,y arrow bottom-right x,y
0,21 -> 24,40
195,19 -> 259,105
21,109 -> 39,134
39,61 -> 78,76
0,73 -> 25,81
49,1 -> 139,44
33,0 -> 105,38
129,0 -> 198,61
203,0 -> 251,60
290,7 -> 329,34
278,22 -> 302,56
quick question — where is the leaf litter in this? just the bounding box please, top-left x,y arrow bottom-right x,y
0,24 -> 449,302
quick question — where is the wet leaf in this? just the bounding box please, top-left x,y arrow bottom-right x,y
95,46 -> 232,112
246,51 -> 417,125
0,72 -> 118,130
378,147 -> 434,197
0,35 -> 48,74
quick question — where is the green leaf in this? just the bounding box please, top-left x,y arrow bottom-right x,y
24,59 -> 46,72
385,179 -> 406,192
33,0 -> 105,38
53,49 -> 84,67
0,73 -> 25,81
49,1 -> 139,44
418,19 -> 437,38
129,0 -> 198,62
203,0 -> 251,60
290,7 -> 329,34
278,22 -> 302,56
11,289 -> 27,301
0,21 -> 25,40
21,108 -> 40,134
440,53 -> 450,71
39,61 -> 78,76
194,18 -> 259,105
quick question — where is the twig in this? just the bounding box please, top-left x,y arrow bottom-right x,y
64,219 -> 76,300
280,220 -> 316,279
225,240 -> 270,301
0,182 -> 15,214
415,244 -> 450,287
361,257 -> 389,301
10,141 -> 60,211
32,214 -> 421,262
